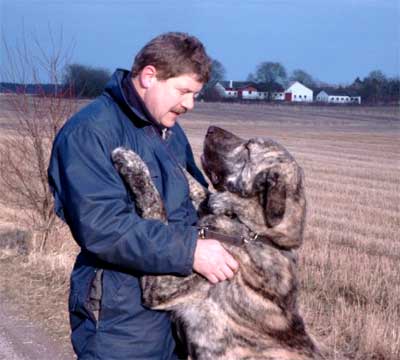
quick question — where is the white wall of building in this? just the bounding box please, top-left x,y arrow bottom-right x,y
271,92 -> 285,100
224,90 -> 238,98
285,82 -> 313,102
328,95 -> 351,103
350,96 -> 362,104
317,90 -> 361,104
242,90 -> 267,100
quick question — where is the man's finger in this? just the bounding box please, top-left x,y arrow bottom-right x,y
212,268 -> 226,282
207,274 -> 219,284
219,265 -> 235,280
224,253 -> 239,272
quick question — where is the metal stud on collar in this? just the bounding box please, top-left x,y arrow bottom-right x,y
198,227 -> 208,239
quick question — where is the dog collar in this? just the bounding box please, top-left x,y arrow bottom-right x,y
198,227 -> 260,247
197,227 -> 291,252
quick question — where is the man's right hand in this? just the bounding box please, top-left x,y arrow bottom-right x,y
193,239 -> 239,284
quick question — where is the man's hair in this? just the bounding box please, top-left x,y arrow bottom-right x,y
131,32 -> 211,83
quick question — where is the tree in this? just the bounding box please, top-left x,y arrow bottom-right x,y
290,69 -> 316,88
246,73 -> 256,82
210,59 -> 226,83
360,70 -> 388,103
386,77 -> 400,102
63,63 -> 111,98
201,59 -> 226,101
253,61 -> 287,85
344,70 -> 400,104
367,70 -> 387,83
249,61 -> 287,100
0,29 -> 78,252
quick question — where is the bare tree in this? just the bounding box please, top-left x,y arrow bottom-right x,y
0,27 -> 77,252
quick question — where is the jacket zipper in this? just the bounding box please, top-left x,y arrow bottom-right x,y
145,126 -> 191,191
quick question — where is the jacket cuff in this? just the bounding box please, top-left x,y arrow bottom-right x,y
181,226 -> 198,276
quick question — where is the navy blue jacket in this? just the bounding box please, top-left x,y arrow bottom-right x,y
48,69 -> 207,359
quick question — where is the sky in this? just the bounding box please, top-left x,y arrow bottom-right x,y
1,0 -> 399,85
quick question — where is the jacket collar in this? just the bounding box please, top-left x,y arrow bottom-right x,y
104,69 -> 173,139
103,69 -> 151,126
122,73 -> 167,137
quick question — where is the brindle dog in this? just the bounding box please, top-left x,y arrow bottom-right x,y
112,126 -> 322,360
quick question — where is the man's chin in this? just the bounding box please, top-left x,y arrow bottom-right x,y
160,112 -> 179,128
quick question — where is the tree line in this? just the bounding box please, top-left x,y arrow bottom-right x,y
2,59 -> 397,104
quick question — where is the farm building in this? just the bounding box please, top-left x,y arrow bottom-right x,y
216,81 -> 288,101
215,80 -> 319,103
215,81 -> 238,99
216,81 -> 268,100
283,81 -> 313,102
316,90 -> 361,104
271,92 -> 285,101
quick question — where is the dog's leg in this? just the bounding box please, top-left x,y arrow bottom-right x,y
112,147 -> 206,311
112,147 -> 167,221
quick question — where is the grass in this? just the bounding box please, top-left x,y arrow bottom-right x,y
0,102 -> 399,359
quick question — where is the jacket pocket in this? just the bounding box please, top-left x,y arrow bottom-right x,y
69,267 -> 99,329
100,270 -> 141,320
86,269 -> 103,323
69,267 -> 99,356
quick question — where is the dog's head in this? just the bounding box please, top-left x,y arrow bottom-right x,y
201,126 -> 305,248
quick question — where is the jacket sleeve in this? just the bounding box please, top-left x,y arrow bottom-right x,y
48,125 -> 197,276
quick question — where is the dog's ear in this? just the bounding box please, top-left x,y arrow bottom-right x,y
254,164 -> 306,249
254,167 -> 287,228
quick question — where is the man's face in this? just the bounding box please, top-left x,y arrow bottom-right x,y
143,73 -> 203,128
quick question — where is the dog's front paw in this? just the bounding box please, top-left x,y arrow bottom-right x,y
112,147 -> 150,178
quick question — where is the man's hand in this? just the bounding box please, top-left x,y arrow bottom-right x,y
193,239 -> 239,284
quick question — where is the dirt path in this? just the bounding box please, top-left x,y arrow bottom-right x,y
0,296 -> 74,360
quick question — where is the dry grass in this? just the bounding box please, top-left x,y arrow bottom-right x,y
0,101 -> 399,359
0,226 -> 78,357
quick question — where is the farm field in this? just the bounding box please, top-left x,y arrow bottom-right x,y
0,101 -> 399,359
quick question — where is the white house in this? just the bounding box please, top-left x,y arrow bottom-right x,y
284,82 -> 313,102
215,82 -> 238,99
216,81 -> 268,100
316,90 -> 361,104
215,80 -> 319,103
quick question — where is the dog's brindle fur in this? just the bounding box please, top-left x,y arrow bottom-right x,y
112,126 -> 322,360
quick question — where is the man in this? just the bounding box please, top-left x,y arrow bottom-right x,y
48,32 -> 238,359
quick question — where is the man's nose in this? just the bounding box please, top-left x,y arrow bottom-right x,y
181,94 -> 195,111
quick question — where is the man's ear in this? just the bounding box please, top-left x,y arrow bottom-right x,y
138,65 -> 157,89
255,168 -> 287,228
